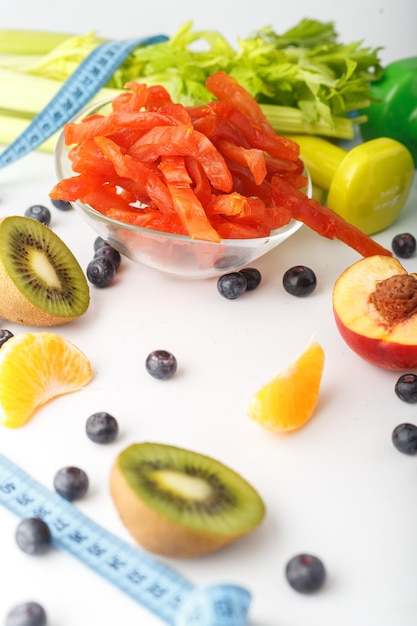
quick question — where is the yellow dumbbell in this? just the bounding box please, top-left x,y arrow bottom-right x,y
288,135 -> 415,235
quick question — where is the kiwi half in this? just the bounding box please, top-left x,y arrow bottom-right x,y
0,216 -> 89,326
110,442 -> 265,558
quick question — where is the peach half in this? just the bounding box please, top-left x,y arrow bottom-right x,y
332,255 -> 417,370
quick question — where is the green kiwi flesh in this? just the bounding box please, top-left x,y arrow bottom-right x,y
110,442 -> 265,558
0,216 -> 89,325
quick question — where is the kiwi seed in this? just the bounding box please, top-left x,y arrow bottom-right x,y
110,442 -> 265,558
0,216 -> 89,326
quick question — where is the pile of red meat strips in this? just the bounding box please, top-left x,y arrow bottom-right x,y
50,71 -> 390,257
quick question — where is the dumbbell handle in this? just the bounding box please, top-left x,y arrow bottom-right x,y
288,136 -> 346,190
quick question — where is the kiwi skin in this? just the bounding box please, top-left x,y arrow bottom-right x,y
110,442 -> 265,559
0,216 -> 89,326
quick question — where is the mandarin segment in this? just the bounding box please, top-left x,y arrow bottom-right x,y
0,332 -> 93,428
247,340 -> 325,432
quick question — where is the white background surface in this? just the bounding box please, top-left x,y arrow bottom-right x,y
2,0 -> 417,65
1,3 -> 417,626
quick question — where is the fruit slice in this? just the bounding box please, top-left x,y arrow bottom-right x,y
246,340 -> 325,432
333,254 -> 417,369
0,332 -> 93,428
0,216 -> 90,326
110,442 -> 265,558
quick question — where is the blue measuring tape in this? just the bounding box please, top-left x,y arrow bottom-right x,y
0,35 -> 252,623
0,34 -> 168,169
0,451 -> 251,625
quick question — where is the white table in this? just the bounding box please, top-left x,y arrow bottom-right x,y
1,5 -> 417,625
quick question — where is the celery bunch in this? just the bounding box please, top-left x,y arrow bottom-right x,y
0,19 -> 383,154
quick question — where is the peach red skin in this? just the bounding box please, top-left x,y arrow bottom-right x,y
333,312 -> 417,370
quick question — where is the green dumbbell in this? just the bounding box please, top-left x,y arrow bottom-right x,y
288,134 -> 414,235
360,56 -> 417,167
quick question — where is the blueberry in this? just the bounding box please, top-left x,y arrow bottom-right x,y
146,350 -> 177,380
285,553 -> 326,593
15,518 -> 51,555
392,233 -> 416,258
94,244 -> 122,271
392,423 -> 417,454
53,466 -> 89,501
86,257 -> 116,287
217,272 -> 247,299
214,254 -> 249,270
283,265 -> 317,296
5,601 -> 47,626
50,198 -> 72,211
24,205 -> 51,225
240,267 -> 262,291
395,373 -> 417,403
0,329 -> 13,348
93,236 -> 108,252
86,411 -> 119,443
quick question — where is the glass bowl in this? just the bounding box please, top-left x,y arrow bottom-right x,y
54,101 -> 310,280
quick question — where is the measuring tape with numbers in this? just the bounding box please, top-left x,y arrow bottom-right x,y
0,451 -> 251,626
0,34 -> 168,169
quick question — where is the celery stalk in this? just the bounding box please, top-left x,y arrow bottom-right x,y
0,68 -> 122,116
260,104 -> 355,139
0,30 -> 75,55
260,103 -> 367,140
0,54 -> 45,70
0,114 -> 58,153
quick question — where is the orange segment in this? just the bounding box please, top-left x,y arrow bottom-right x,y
0,332 -> 93,428
246,340 -> 325,432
